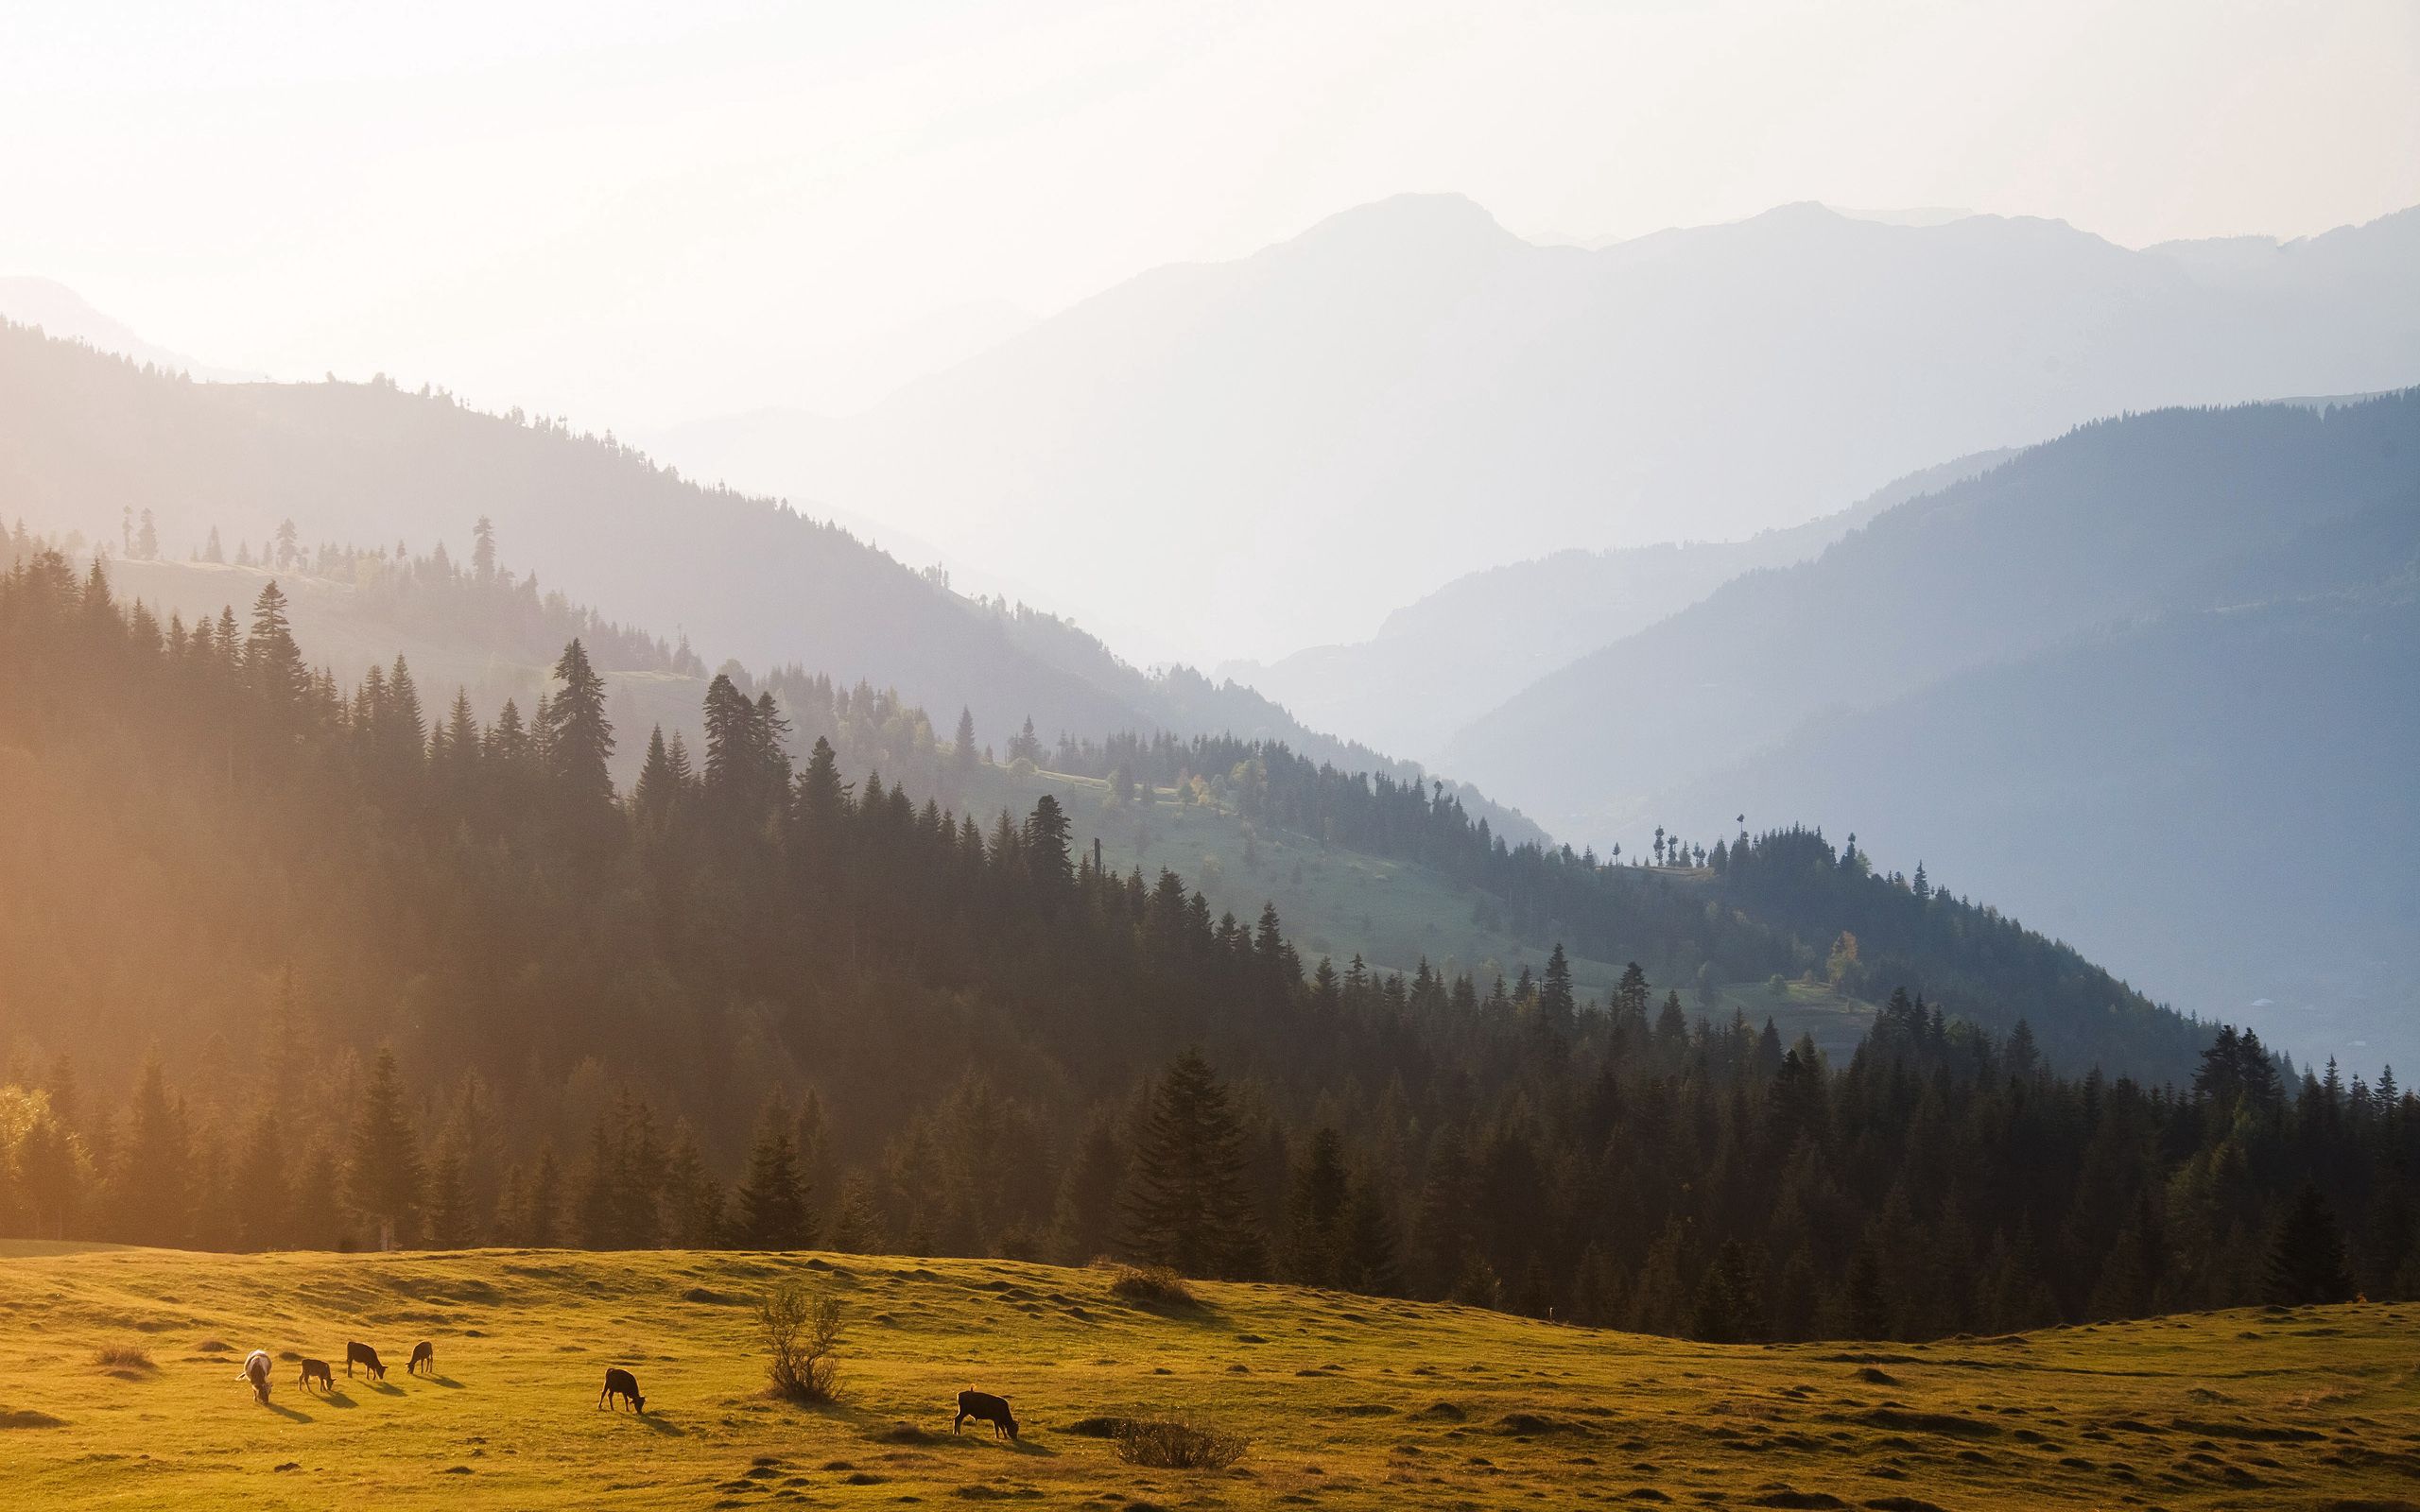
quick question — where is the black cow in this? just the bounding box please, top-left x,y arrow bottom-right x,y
298,1358 -> 334,1392
955,1389 -> 1018,1441
408,1340 -> 435,1377
599,1366 -> 645,1414
346,1341 -> 386,1381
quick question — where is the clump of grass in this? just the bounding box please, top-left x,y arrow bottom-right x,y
92,1346 -> 154,1372
758,1280 -> 843,1402
1114,1417 -> 1247,1469
1102,1263 -> 1196,1306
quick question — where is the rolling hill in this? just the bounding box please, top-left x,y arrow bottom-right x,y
664,195 -> 2420,662
0,320 -> 1520,840
4,1243 -> 2413,1511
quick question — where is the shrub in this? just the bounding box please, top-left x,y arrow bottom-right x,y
1114,1417 -> 1247,1469
1103,1263 -> 1195,1306
758,1280 -> 844,1402
92,1347 -> 153,1371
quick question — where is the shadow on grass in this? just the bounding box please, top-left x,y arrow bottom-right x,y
425,1375 -> 466,1390
630,1412 -> 685,1436
365,1380 -> 404,1397
266,1402 -> 313,1423
313,1389 -> 358,1409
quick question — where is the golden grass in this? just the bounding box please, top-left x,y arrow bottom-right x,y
2,1241 -> 2417,1509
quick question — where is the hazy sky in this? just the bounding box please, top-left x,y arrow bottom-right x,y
5,0 -> 2417,430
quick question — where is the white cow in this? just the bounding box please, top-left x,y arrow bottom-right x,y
240,1349 -> 271,1405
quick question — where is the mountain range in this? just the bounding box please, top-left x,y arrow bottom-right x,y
0,319 -> 1535,845
659,196 -> 2420,663
1445,393 -> 2419,1066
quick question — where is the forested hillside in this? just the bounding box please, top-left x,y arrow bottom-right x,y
0,321 -> 1478,814
9,548 -> 2397,1345
1452,392 -> 2420,1065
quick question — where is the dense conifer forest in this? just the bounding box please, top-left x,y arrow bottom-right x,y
1,551 -> 2400,1340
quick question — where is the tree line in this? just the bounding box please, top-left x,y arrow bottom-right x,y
0,553 -> 2391,1342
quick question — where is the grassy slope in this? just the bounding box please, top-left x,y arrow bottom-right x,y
3,1244 -> 2415,1511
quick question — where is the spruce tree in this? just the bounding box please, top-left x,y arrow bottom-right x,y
1285,1126 -> 1351,1286
112,1057 -> 191,1248
1119,1050 -> 1265,1279
345,1047 -> 422,1250
737,1098 -> 812,1249
539,639 -> 616,817
953,707 -> 977,770
2263,1183 -> 2356,1305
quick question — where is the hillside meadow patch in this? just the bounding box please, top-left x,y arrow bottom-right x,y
2,1242 -> 2418,1509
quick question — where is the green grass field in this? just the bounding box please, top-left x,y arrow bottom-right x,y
4,1243 -> 2416,1510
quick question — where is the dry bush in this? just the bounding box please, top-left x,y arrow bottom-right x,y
1115,1417 -> 1247,1469
1103,1263 -> 1195,1306
92,1347 -> 154,1371
758,1280 -> 844,1402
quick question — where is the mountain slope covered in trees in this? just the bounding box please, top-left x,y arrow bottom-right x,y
1,550 -> 2405,1347
1445,392 -> 2420,1065
0,320 -> 1479,817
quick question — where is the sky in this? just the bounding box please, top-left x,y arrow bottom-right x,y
4,0 -> 2417,432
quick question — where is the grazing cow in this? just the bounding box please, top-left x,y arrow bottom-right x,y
599,1367 -> 645,1414
346,1341 -> 386,1381
298,1358 -> 334,1393
408,1340 -> 435,1377
955,1389 -> 1018,1441
240,1349 -> 272,1406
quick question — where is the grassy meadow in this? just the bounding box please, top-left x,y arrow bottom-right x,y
2,1242 -> 2416,1510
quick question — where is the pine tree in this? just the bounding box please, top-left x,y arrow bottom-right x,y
1049,1115 -> 1125,1263
1692,1240 -> 1767,1342
244,580 -> 309,710
346,1047 -> 422,1250
231,1103 -> 290,1250
826,1175 -> 885,1253
1285,1126 -> 1351,1286
111,1057 -> 191,1247
2263,1184 -> 2356,1306
953,707 -> 977,771
1119,1050 -> 1265,1279
424,1134 -> 475,1248
539,639 -> 616,817
737,1098 -> 812,1249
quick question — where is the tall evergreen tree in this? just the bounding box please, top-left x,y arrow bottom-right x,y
1119,1050 -> 1264,1279
539,639 -> 615,816
736,1098 -> 813,1250
346,1047 -> 423,1250
2264,1184 -> 2356,1306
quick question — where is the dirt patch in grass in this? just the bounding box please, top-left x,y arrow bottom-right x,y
0,1409 -> 67,1429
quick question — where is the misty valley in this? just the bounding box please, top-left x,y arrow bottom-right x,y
2,12 -> 2417,1507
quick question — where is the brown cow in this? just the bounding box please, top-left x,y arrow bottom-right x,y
955,1389 -> 1018,1440
599,1366 -> 645,1413
298,1358 -> 334,1392
407,1340 -> 435,1377
346,1341 -> 386,1381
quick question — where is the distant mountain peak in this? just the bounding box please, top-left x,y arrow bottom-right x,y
1278,192 -> 1519,257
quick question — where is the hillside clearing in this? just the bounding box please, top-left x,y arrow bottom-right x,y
1,1245 -> 2414,1509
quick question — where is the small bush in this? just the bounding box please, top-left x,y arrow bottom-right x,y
1103,1263 -> 1195,1306
1115,1417 -> 1247,1469
759,1280 -> 844,1402
92,1347 -> 154,1372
